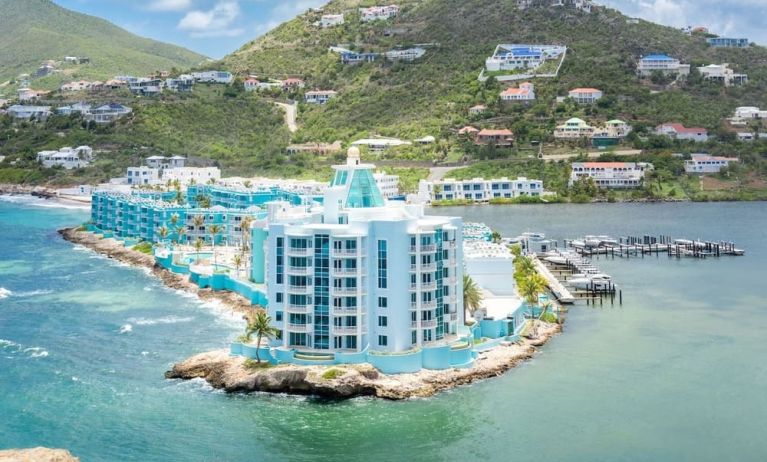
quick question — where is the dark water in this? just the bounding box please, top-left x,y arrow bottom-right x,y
2,197 -> 766,461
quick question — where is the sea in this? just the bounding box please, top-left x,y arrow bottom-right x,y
1,196 -> 766,461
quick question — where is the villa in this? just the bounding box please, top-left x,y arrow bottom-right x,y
500,82 -> 535,102
570,162 -> 650,188
7,105 -> 52,120
305,90 -> 337,104
554,118 -> 594,138
568,87 -> 603,104
684,154 -> 738,174
351,138 -> 412,151
697,64 -> 748,87
340,50 -> 378,64
84,103 -> 132,123
128,78 -> 164,96
707,37 -> 749,48
282,78 -> 305,90
485,44 -> 566,72
383,47 -> 426,61
191,71 -> 233,84
36,146 -> 93,169
475,129 -> 514,147
458,126 -> 480,137
468,105 -> 487,116
165,75 -> 195,92
655,123 -> 709,142
418,177 -> 544,202
126,166 -> 162,185
319,13 -> 344,28
359,4 -> 399,22
637,54 -> 690,77
147,155 -> 186,169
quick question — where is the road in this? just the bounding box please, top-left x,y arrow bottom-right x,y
541,149 -> 642,161
274,101 -> 298,133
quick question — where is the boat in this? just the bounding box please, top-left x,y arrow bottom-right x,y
545,256 -> 568,265
566,273 -> 612,290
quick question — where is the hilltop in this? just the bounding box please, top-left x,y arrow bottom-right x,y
0,0 -> 206,86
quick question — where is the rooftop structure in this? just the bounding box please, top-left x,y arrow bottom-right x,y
570,162 -> 651,188
637,54 -> 690,77
655,123 -> 709,142
485,44 -> 566,72
684,154 -> 738,174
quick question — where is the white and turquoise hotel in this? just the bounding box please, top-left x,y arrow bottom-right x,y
256,148 -> 465,362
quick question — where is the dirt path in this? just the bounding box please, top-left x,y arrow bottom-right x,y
274,101 -> 298,133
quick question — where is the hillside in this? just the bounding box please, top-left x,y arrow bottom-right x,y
0,0 -> 206,85
222,0 -> 767,143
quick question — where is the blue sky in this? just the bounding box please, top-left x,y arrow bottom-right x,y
53,0 -> 767,59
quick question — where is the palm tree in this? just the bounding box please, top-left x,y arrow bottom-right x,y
519,273 -> 547,338
157,226 -> 169,246
245,309 -> 279,363
233,253 -> 242,278
208,224 -> 223,267
175,226 -> 186,245
462,274 -> 483,322
243,180 -> 252,189
240,216 -> 253,251
170,213 -> 179,227
194,238 -> 204,263
192,214 -> 205,241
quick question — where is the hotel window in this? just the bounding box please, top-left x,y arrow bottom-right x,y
378,335 -> 388,346
378,297 -> 387,308
276,311 -> 283,322
276,293 -> 283,303
377,240 -> 388,288
378,316 -> 388,327
411,331 -> 417,345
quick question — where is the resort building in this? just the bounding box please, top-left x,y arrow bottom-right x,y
684,154 -> 738,174
568,87 -> 603,104
319,13 -> 344,28
146,156 -> 186,169
485,44 -> 566,72
418,177 -> 544,203
569,162 -> 650,188
261,147 -> 464,356
36,146 -> 93,169
191,71 -> 233,84
707,37 -> 749,48
162,167 -> 221,185
126,166 -> 161,185
554,118 -> 594,138
373,171 -> 400,198
305,90 -> 337,104
637,54 -> 690,77
359,4 -> 399,22
655,123 -> 709,142
697,64 -> 748,87
475,129 -> 514,147
500,82 -> 535,102
6,105 -> 52,120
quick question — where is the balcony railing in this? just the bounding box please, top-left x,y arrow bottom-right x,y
334,267 -> 358,275
286,304 -> 309,313
333,326 -> 359,335
332,287 -> 362,296
331,248 -> 359,256
421,300 -> 437,309
331,306 -> 359,315
287,266 -> 312,275
410,245 -> 436,253
411,319 -> 437,329
287,323 -> 312,332
287,247 -> 311,256
287,285 -> 312,293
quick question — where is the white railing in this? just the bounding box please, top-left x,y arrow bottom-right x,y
334,267 -> 358,275
333,326 -> 359,335
287,266 -> 312,275
411,319 -> 437,328
287,323 -> 312,332
286,304 -> 309,313
332,287 -> 362,295
332,248 -> 359,256
287,285 -> 311,293
331,306 -> 359,315
287,247 -> 311,255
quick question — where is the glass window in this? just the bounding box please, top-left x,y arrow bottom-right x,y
378,335 -> 388,346
377,240 -> 388,289
378,316 -> 388,327
378,297 -> 387,308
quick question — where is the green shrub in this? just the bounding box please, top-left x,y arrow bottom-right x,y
132,241 -> 153,254
321,368 -> 346,380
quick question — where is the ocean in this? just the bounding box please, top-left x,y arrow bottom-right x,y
1,197 -> 766,461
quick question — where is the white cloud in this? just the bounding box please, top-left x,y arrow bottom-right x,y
146,0 -> 193,12
178,0 -> 244,37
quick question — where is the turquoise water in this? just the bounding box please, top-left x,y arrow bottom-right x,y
2,197 -> 766,461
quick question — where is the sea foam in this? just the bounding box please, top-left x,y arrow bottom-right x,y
0,288 -> 11,299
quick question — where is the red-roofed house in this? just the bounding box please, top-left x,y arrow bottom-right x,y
655,123 -> 709,142
469,104 -> 487,116
684,154 -> 738,173
568,88 -> 603,104
282,78 -> 305,91
244,78 -> 260,92
476,128 -> 514,147
458,126 -> 480,136
569,161 -> 651,188
500,82 -> 535,102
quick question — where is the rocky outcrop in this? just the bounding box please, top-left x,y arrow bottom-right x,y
166,323 -> 562,400
0,448 -> 79,462
58,228 -> 255,316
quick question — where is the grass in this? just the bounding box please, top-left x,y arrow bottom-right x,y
320,368 -> 347,380
132,241 -> 153,254
244,358 -> 273,370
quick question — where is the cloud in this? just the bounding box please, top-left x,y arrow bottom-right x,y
146,0 -> 192,11
178,0 -> 244,37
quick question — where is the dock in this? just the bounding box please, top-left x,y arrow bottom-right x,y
564,234 -> 745,259
531,255 -> 576,304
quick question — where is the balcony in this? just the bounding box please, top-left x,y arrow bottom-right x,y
287,266 -> 312,275
411,319 -> 437,329
287,285 -> 312,294
331,286 -> 363,296
333,326 -> 359,335
421,300 -> 437,309
331,306 -> 359,315
287,323 -> 312,333
333,267 -> 358,275
331,248 -> 359,257
410,244 -> 436,253
286,304 -> 310,314
287,247 -> 311,256
449,313 -> 458,321
411,263 -> 437,272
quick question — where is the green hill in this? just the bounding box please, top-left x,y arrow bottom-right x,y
0,0 -> 206,86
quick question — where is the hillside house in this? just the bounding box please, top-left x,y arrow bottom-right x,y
84,103 -> 132,123
359,5 -> 399,22
127,166 -> 161,185
351,138 -> 411,151
554,118 -> 594,138
128,78 -> 164,96
707,37 -> 749,48
191,71 -> 233,84
469,105 -> 487,116
476,129 -> 514,147
485,44 -> 566,72
500,82 -> 535,102
570,162 -> 650,188
319,14 -> 345,28
305,90 -> 337,104
56,102 -> 92,116
165,75 -> 195,92
282,78 -> 305,90
637,54 -> 690,77
655,123 -> 709,142
458,126 -> 480,137
7,105 -> 52,120
340,50 -> 378,64
684,154 -> 738,173
568,87 -> 603,104
37,146 -> 93,169
383,47 -> 426,61
146,156 -> 186,169
697,64 -> 748,87
17,88 -> 48,102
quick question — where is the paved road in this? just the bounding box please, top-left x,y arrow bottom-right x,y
542,149 -> 642,161
274,101 -> 298,133
427,166 -> 463,181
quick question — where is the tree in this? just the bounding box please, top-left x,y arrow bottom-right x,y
208,224 -> 223,267
491,230 -> 502,243
518,273 -> 547,338
233,253 -> 242,278
245,309 -> 279,363
175,226 -> 186,244
194,238 -> 204,263
157,226 -> 169,246
240,216 -> 253,251
462,274 -> 483,321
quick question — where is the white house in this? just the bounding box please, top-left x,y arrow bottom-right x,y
191,71 -> 233,84
7,105 -> 52,120
697,64 -> 748,87
359,4 -> 399,22
146,155 -> 186,169
165,75 -> 195,92
655,123 -> 709,142
468,104 -> 487,116
305,90 -> 337,104
383,47 -> 426,61
373,171 -> 400,198
351,138 -> 412,151
637,54 -> 690,77
126,166 -> 161,185
485,44 -> 566,72
568,87 -> 603,104
684,154 -> 738,174
37,146 -> 93,169
500,82 -> 535,102
554,118 -> 594,138
84,103 -> 132,123
162,167 -> 221,185
319,13 -> 345,27
570,162 -> 650,188
418,177 -> 544,203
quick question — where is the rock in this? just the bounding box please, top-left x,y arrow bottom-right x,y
0,447 -> 79,462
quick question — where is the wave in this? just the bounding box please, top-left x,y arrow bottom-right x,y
0,194 -> 89,210
119,324 -> 133,334
24,347 -> 49,358
127,315 -> 195,326
1,338 -> 49,358
11,289 -> 54,298
0,288 -> 11,299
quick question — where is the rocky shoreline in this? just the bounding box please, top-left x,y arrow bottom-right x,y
165,323 -> 561,400
58,228 -> 255,316
0,447 -> 79,462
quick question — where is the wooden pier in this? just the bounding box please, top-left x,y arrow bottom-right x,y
564,234 -> 744,259
531,256 -> 576,304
